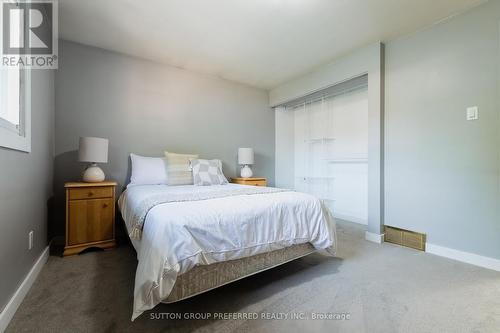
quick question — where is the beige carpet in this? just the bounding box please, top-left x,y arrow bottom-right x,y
6,220 -> 500,333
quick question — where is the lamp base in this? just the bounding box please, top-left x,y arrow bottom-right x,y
240,165 -> 253,178
83,163 -> 105,183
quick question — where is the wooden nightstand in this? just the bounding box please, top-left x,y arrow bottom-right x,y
231,177 -> 267,187
63,181 -> 117,256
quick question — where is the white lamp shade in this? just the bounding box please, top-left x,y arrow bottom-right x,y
238,148 -> 254,165
78,137 -> 109,163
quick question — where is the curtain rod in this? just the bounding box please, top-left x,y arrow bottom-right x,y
283,82 -> 368,111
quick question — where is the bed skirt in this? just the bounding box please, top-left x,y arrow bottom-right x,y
163,242 -> 316,303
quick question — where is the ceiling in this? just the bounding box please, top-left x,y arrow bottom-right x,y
59,0 -> 486,89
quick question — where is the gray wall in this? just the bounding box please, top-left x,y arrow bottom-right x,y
272,0 -> 500,259
0,70 -> 55,311
384,0 -> 500,259
53,40 -> 274,238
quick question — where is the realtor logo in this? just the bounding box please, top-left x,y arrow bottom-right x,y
1,0 -> 58,68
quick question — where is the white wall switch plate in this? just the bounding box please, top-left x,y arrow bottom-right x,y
28,230 -> 33,250
466,106 -> 478,120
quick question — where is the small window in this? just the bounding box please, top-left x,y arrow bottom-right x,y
0,68 -> 31,152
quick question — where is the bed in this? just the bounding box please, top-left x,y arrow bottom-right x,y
118,183 -> 337,320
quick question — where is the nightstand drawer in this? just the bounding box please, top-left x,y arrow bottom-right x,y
69,187 -> 113,200
67,198 -> 114,245
247,180 -> 267,186
231,178 -> 267,187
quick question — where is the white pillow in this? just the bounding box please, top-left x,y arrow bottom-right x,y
129,154 -> 168,186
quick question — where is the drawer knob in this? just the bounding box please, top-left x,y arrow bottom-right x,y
88,191 -> 94,197
103,203 -> 108,208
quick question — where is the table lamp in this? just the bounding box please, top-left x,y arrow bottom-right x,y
79,137 -> 109,183
238,147 -> 254,178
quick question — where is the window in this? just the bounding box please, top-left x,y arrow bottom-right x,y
0,68 -> 31,152
0,69 -> 20,131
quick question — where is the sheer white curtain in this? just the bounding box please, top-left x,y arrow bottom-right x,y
293,96 -> 336,211
287,83 -> 369,223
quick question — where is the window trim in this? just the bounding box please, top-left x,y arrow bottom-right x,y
0,69 -> 31,153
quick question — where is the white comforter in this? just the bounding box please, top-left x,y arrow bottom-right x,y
118,184 -> 337,321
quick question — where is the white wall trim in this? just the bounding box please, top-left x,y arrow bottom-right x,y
334,213 -> 368,225
365,231 -> 384,244
426,243 -> 500,272
0,246 -> 49,332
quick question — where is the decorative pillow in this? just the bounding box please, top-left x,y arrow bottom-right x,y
165,152 -> 199,185
191,159 -> 228,186
129,154 -> 168,186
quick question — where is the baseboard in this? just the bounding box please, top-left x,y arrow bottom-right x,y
0,246 -> 49,333
365,231 -> 384,244
333,213 -> 367,225
426,243 -> 500,272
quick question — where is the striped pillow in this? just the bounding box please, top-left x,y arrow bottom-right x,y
164,152 -> 199,185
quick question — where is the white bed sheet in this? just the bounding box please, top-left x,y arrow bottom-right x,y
118,184 -> 337,320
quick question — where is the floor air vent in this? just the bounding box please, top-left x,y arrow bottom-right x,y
384,226 -> 426,251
